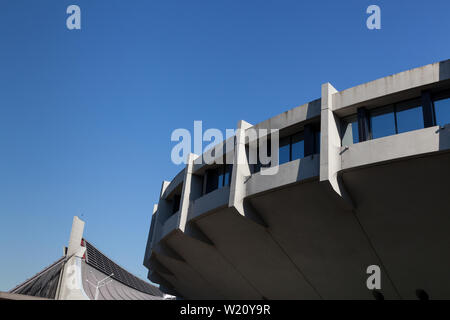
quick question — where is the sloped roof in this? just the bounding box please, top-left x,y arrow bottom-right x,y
83,240 -> 163,298
82,261 -> 163,300
9,257 -> 64,299
9,240 -> 164,300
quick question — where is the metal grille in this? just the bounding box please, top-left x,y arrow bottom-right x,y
84,240 -> 162,296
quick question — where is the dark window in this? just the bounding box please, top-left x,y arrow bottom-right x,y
345,99 -> 425,145
205,168 -> 219,194
434,96 -> 450,127
370,106 -> 396,139
218,171 -> 224,188
279,136 -> 291,165
204,164 -> 232,195
172,194 -> 181,214
278,128 -> 318,164
396,101 -> 424,134
314,130 -> 321,154
252,141 -> 272,173
252,126 -> 319,173
291,132 -> 305,160
223,164 -> 232,186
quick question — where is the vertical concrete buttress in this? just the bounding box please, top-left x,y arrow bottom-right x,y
229,120 -> 268,227
320,83 -> 354,208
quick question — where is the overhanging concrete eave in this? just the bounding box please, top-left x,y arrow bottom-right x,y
341,150 -> 450,298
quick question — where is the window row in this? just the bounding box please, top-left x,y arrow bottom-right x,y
203,164 -> 232,195
342,92 -> 450,145
252,125 -> 320,173
279,129 -> 320,165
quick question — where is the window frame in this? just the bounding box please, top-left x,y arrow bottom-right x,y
203,164 -> 232,195
369,105 -> 396,140
433,90 -> 450,127
343,97 -> 425,145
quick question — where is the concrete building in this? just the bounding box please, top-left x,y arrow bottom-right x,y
144,60 -> 450,300
8,216 -> 165,300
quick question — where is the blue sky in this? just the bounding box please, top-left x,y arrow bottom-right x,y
0,0 -> 449,291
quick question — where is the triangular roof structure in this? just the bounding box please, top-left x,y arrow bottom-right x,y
8,217 -> 166,300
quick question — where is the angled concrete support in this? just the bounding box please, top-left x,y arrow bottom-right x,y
185,222 -> 215,246
177,153 -> 215,246
149,256 -> 176,277
229,120 -> 268,228
155,242 -> 186,263
152,181 -> 172,244
243,200 -> 268,228
148,271 -> 180,297
179,153 -> 201,232
143,204 -> 158,268
320,83 -> 354,209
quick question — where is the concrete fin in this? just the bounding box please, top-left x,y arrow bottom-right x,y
151,257 -> 175,277
67,216 -> 85,257
185,222 -> 215,246
241,201 -> 269,228
148,271 -> 180,297
156,241 -> 186,263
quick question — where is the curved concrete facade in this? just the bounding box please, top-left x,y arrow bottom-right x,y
144,60 -> 450,299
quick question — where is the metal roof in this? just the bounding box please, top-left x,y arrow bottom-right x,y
84,240 -> 163,297
9,257 -> 64,299
9,240 -> 164,300
81,261 -> 164,300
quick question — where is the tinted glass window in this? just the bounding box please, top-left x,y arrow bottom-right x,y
223,165 -> 232,186
435,97 -> 450,127
218,173 -> 224,189
205,165 -> 232,194
291,133 -> 304,160
396,104 -> 424,134
172,194 -> 181,214
205,168 -> 219,194
253,127 -> 319,171
314,131 -> 321,153
370,106 -> 396,139
279,136 -> 290,165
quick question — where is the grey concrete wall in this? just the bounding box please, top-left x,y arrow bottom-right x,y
162,168 -> 185,199
341,125 -> 450,170
190,186 -> 230,221
249,98 -> 321,135
246,155 -> 319,197
333,60 -> 450,111
144,59 -> 450,300
160,211 -> 180,239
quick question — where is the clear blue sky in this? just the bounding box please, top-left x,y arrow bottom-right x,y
0,0 -> 449,291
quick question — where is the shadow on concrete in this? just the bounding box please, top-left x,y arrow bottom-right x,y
306,98 -> 322,119
439,59 -> 450,82
438,123 -> 450,151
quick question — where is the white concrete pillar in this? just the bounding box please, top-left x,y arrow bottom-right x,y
320,82 -> 354,207
179,153 -> 200,232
